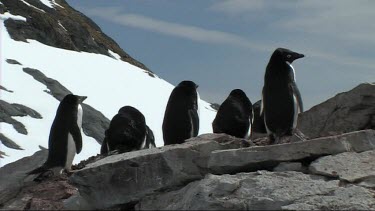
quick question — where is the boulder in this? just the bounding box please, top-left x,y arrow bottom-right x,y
282,185 -> 375,210
298,83 -> 375,139
208,130 -> 375,174
136,171 -> 340,210
309,150 -> 375,184
69,134 -> 250,209
0,150 -> 78,210
0,150 -> 47,205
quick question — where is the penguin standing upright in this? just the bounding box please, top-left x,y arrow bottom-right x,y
212,89 -> 253,138
262,48 -> 304,143
28,94 -> 87,176
162,80 -> 199,145
101,106 -> 155,154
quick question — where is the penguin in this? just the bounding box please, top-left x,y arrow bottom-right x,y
28,94 -> 87,176
101,106 -> 154,154
252,100 -> 267,134
162,80 -> 199,145
212,89 -> 253,139
261,48 -> 304,143
145,125 -> 156,148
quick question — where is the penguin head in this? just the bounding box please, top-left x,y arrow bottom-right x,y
229,89 -> 247,99
229,89 -> 252,109
61,94 -> 87,106
177,80 -> 199,89
117,105 -> 146,124
118,106 -> 139,115
274,48 -> 304,63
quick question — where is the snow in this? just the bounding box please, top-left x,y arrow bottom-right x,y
0,17 -> 217,167
38,0 -> 64,9
0,12 -> 27,22
108,50 -> 122,60
57,20 -> 67,32
21,0 -> 46,13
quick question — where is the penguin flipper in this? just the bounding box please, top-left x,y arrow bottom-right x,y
291,82 -> 304,112
189,109 -> 199,137
70,124 -> 83,154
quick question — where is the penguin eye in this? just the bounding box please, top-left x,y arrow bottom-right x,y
287,54 -> 291,58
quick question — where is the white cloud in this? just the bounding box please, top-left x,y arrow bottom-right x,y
82,5 -> 375,71
209,0 -> 265,15
84,7 -> 269,52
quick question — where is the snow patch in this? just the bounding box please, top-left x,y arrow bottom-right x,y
58,20 -> 67,32
21,0 -> 46,13
38,0 -> 64,9
108,50 -> 122,60
0,12 -> 27,22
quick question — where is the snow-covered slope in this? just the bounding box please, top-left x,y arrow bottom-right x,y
0,9 -> 216,167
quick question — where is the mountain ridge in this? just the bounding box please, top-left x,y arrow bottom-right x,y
0,0 -> 151,73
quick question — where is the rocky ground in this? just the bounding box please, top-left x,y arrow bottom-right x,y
0,83 -> 374,210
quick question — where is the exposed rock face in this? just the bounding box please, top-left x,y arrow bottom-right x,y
69,134 -> 251,209
310,150 -> 375,183
208,130 -> 375,174
136,171 -> 374,210
65,129 -> 375,210
0,150 -> 48,207
298,83 -> 375,138
1,0 -> 151,73
1,129 -> 375,210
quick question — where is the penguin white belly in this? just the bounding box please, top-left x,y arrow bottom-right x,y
292,94 -> 299,129
65,104 -> 83,169
244,118 -> 252,139
140,134 -> 147,150
65,133 -> 76,169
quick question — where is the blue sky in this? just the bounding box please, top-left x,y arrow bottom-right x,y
66,0 -> 375,110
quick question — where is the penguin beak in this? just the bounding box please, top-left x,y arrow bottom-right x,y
196,84 -> 199,89
296,53 -> 304,59
78,96 -> 87,103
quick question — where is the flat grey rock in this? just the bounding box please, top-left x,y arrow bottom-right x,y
309,150 -> 375,183
69,134 -> 249,209
208,130 -> 375,174
136,171 -> 340,210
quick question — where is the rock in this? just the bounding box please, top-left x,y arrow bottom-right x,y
69,134 -> 250,209
282,185 -> 375,210
208,130 -> 375,174
136,171 -> 340,210
5,58 -> 22,65
3,176 -> 77,210
309,150 -> 375,183
273,162 -> 306,172
0,133 -> 23,150
0,99 -> 43,136
298,83 -> 375,139
0,150 -> 47,205
0,150 -> 78,210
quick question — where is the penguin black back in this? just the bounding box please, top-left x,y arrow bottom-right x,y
162,80 -> 199,145
104,106 -> 148,153
28,94 -> 86,175
262,48 -> 304,141
212,89 -> 253,138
